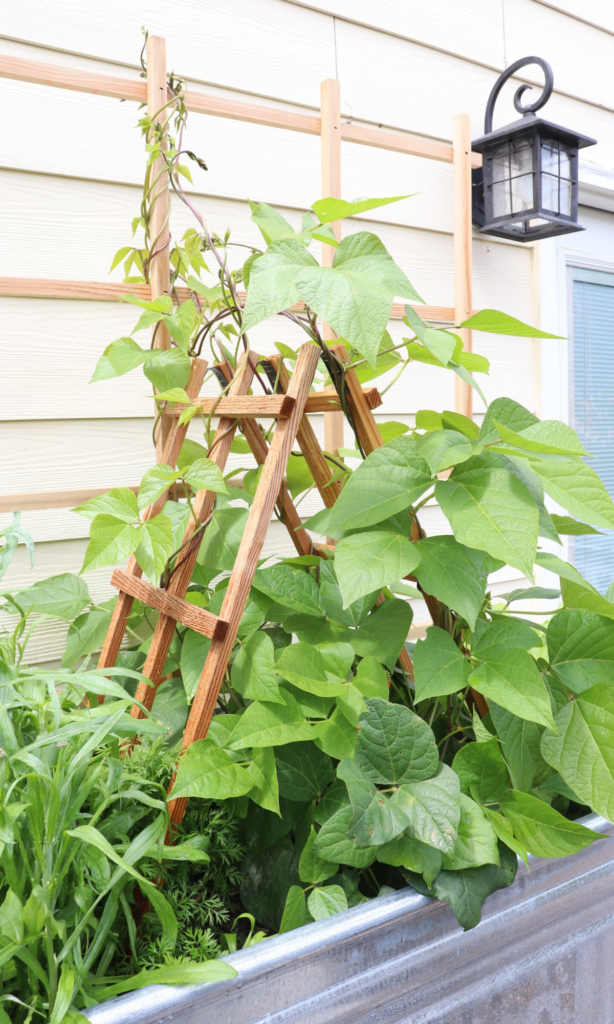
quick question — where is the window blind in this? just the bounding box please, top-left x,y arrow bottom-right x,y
572,268 -> 614,593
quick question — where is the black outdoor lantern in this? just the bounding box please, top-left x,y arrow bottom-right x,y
471,56 -> 596,242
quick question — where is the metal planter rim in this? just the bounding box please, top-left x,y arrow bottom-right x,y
86,811 -> 614,1024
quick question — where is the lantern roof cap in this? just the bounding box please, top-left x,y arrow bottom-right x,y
472,112 -> 596,154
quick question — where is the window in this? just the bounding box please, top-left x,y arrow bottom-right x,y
571,267 -> 614,592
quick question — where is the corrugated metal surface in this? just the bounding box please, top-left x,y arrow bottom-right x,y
87,812 -> 614,1024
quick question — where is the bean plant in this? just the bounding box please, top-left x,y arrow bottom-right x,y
3,34 -> 614,1016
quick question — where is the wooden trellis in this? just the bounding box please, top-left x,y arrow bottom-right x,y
0,36 -> 480,514
0,36 -> 482,828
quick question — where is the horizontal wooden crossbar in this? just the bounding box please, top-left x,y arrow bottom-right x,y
0,53 -> 482,168
304,386 -> 382,413
165,386 -> 381,419
111,569 -> 228,640
0,278 -> 459,324
165,394 -> 295,418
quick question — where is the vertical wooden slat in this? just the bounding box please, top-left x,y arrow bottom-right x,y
130,353 -> 258,719
266,355 -> 342,508
320,78 -> 344,457
147,35 -> 173,458
97,358 -> 207,675
167,344 -> 321,828
453,112 -> 474,419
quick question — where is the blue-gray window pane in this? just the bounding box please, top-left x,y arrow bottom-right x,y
573,273 -> 614,592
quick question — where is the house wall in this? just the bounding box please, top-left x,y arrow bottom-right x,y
1,0 -> 613,661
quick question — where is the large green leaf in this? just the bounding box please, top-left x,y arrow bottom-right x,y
337,758 -> 409,846
229,689 -> 313,749
547,609 -> 614,693
242,238 -> 318,330
73,487 -> 139,523
376,833 -> 443,886
469,649 -> 555,730
436,468 -> 538,580
335,682 -> 366,726
232,631 -> 286,704
416,430 -> 482,475
312,706 -> 359,759
286,452 -> 315,499
180,629 -> 210,701
493,419 -> 590,457
279,885 -> 307,934
389,763 -> 461,854
143,348 -> 191,392
421,329 -> 458,367
253,565 -> 323,618
311,195 -> 412,223
452,738 -> 510,803
442,794 -> 499,870
197,507 -> 249,573
307,885 -> 348,920
313,804 -> 378,868
536,553 -> 614,620
275,643 -> 346,696
319,641 -> 354,681
319,559 -> 379,627
489,703 -> 544,792
472,617 -> 538,660
500,791 -> 603,857
460,309 -> 563,338
91,336 -> 150,381
299,826 -> 339,884
275,741 -> 334,802
413,625 -> 472,700
249,200 -> 295,244
411,844 -> 517,930
310,436 -> 432,535
134,514 -> 173,582
478,397 -> 538,446
334,530 -> 421,608
295,232 -> 422,367
81,515 -> 140,572
355,698 -> 439,784
13,573 -> 90,622
137,465 -> 181,512
550,514 -> 602,536
413,537 -> 487,631
531,459 -> 614,530
353,657 -> 389,700
183,457 -> 229,495
341,599 -> 413,670
541,683 -> 614,819
171,741 -> 255,800
249,746 -> 280,815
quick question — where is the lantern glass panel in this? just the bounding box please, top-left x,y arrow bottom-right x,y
540,139 -> 573,216
489,138 -> 535,221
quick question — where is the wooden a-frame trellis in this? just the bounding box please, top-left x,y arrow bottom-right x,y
97,338 -> 417,830
0,34 -> 483,827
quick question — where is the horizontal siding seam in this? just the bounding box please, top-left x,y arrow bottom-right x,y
0,167 -> 533,248
280,0 -> 614,116
530,0 -> 614,38
2,20 -> 613,131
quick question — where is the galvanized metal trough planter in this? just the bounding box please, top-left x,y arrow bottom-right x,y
87,813 -> 614,1024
